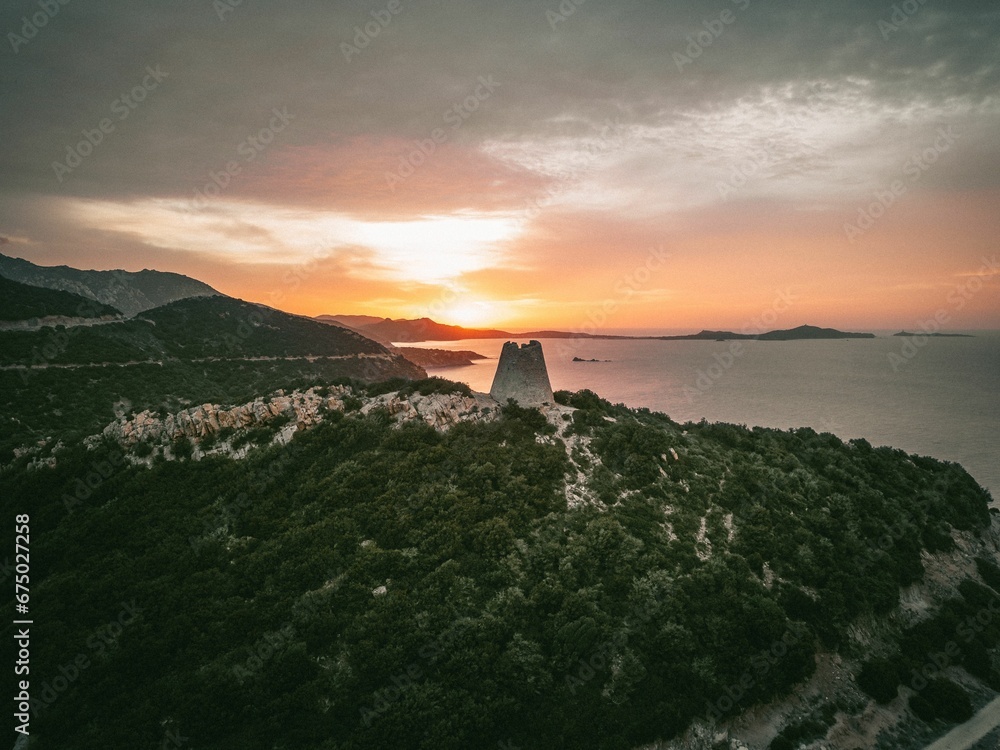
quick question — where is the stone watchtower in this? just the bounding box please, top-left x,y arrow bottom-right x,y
489,340 -> 555,406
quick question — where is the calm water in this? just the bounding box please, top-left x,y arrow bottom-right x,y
402,333 -> 1000,499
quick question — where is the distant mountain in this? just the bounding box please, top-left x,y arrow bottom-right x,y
321,315 -> 877,343
0,295 -> 426,372
0,276 -> 121,322
326,316 -> 519,342
320,315 -> 633,342
0,252 -> 221,317
316,316 -> 489,367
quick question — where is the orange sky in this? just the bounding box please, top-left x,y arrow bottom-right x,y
1,2 -> 998,331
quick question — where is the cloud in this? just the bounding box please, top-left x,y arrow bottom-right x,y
60,196 -> 526,284
1,0 -> 998,327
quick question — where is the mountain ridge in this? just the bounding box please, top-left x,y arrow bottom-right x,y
320,315 -> 877,342
0,252 -> 221,317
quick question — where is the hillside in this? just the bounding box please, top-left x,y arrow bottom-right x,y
0,276 -> 121,322
0,295 -> 424,461
4,383 -> 998,750
0,252 -> 220,316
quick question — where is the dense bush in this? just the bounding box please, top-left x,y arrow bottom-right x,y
2,386 -> 994,750
977,557 -> 1000,593
858,658 -> 901,704
769,704 -> 836,749
909,678 -> 973,724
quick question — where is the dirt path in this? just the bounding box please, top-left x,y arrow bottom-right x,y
921,696 -> 1000,750
0,353 -> 395,370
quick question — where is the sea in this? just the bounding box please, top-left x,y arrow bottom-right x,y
400,331 -> 1000,500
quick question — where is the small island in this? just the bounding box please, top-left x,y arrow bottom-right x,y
572,357 -> 609,362
893,330 -> 973,338
655,324 -> 876,341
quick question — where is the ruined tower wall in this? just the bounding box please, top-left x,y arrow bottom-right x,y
489,340 -> 555,406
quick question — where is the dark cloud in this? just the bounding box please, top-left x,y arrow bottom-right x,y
2,0 -> 997,201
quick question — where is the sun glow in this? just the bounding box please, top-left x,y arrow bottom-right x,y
63,197 -> 524,285
438,299 -> 501,327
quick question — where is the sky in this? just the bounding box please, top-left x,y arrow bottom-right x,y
1,0 -> 998,331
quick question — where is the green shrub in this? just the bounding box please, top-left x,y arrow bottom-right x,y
858,658 -> 900,704
341,395 -> 363,412
976,557 -> 1000,593
171,435 -> 193,460
132,441 -> 153,458
910,679 -> 973,724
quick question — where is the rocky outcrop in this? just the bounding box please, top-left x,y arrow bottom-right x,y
98,386 -> 503,452
101,387 -> 352,446
361,390 -> 499,429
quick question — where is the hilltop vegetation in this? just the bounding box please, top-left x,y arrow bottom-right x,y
0,295 -> 424,461
6,387 -> 997,750
0,276 -> 120,321
0,296 -> 396,366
